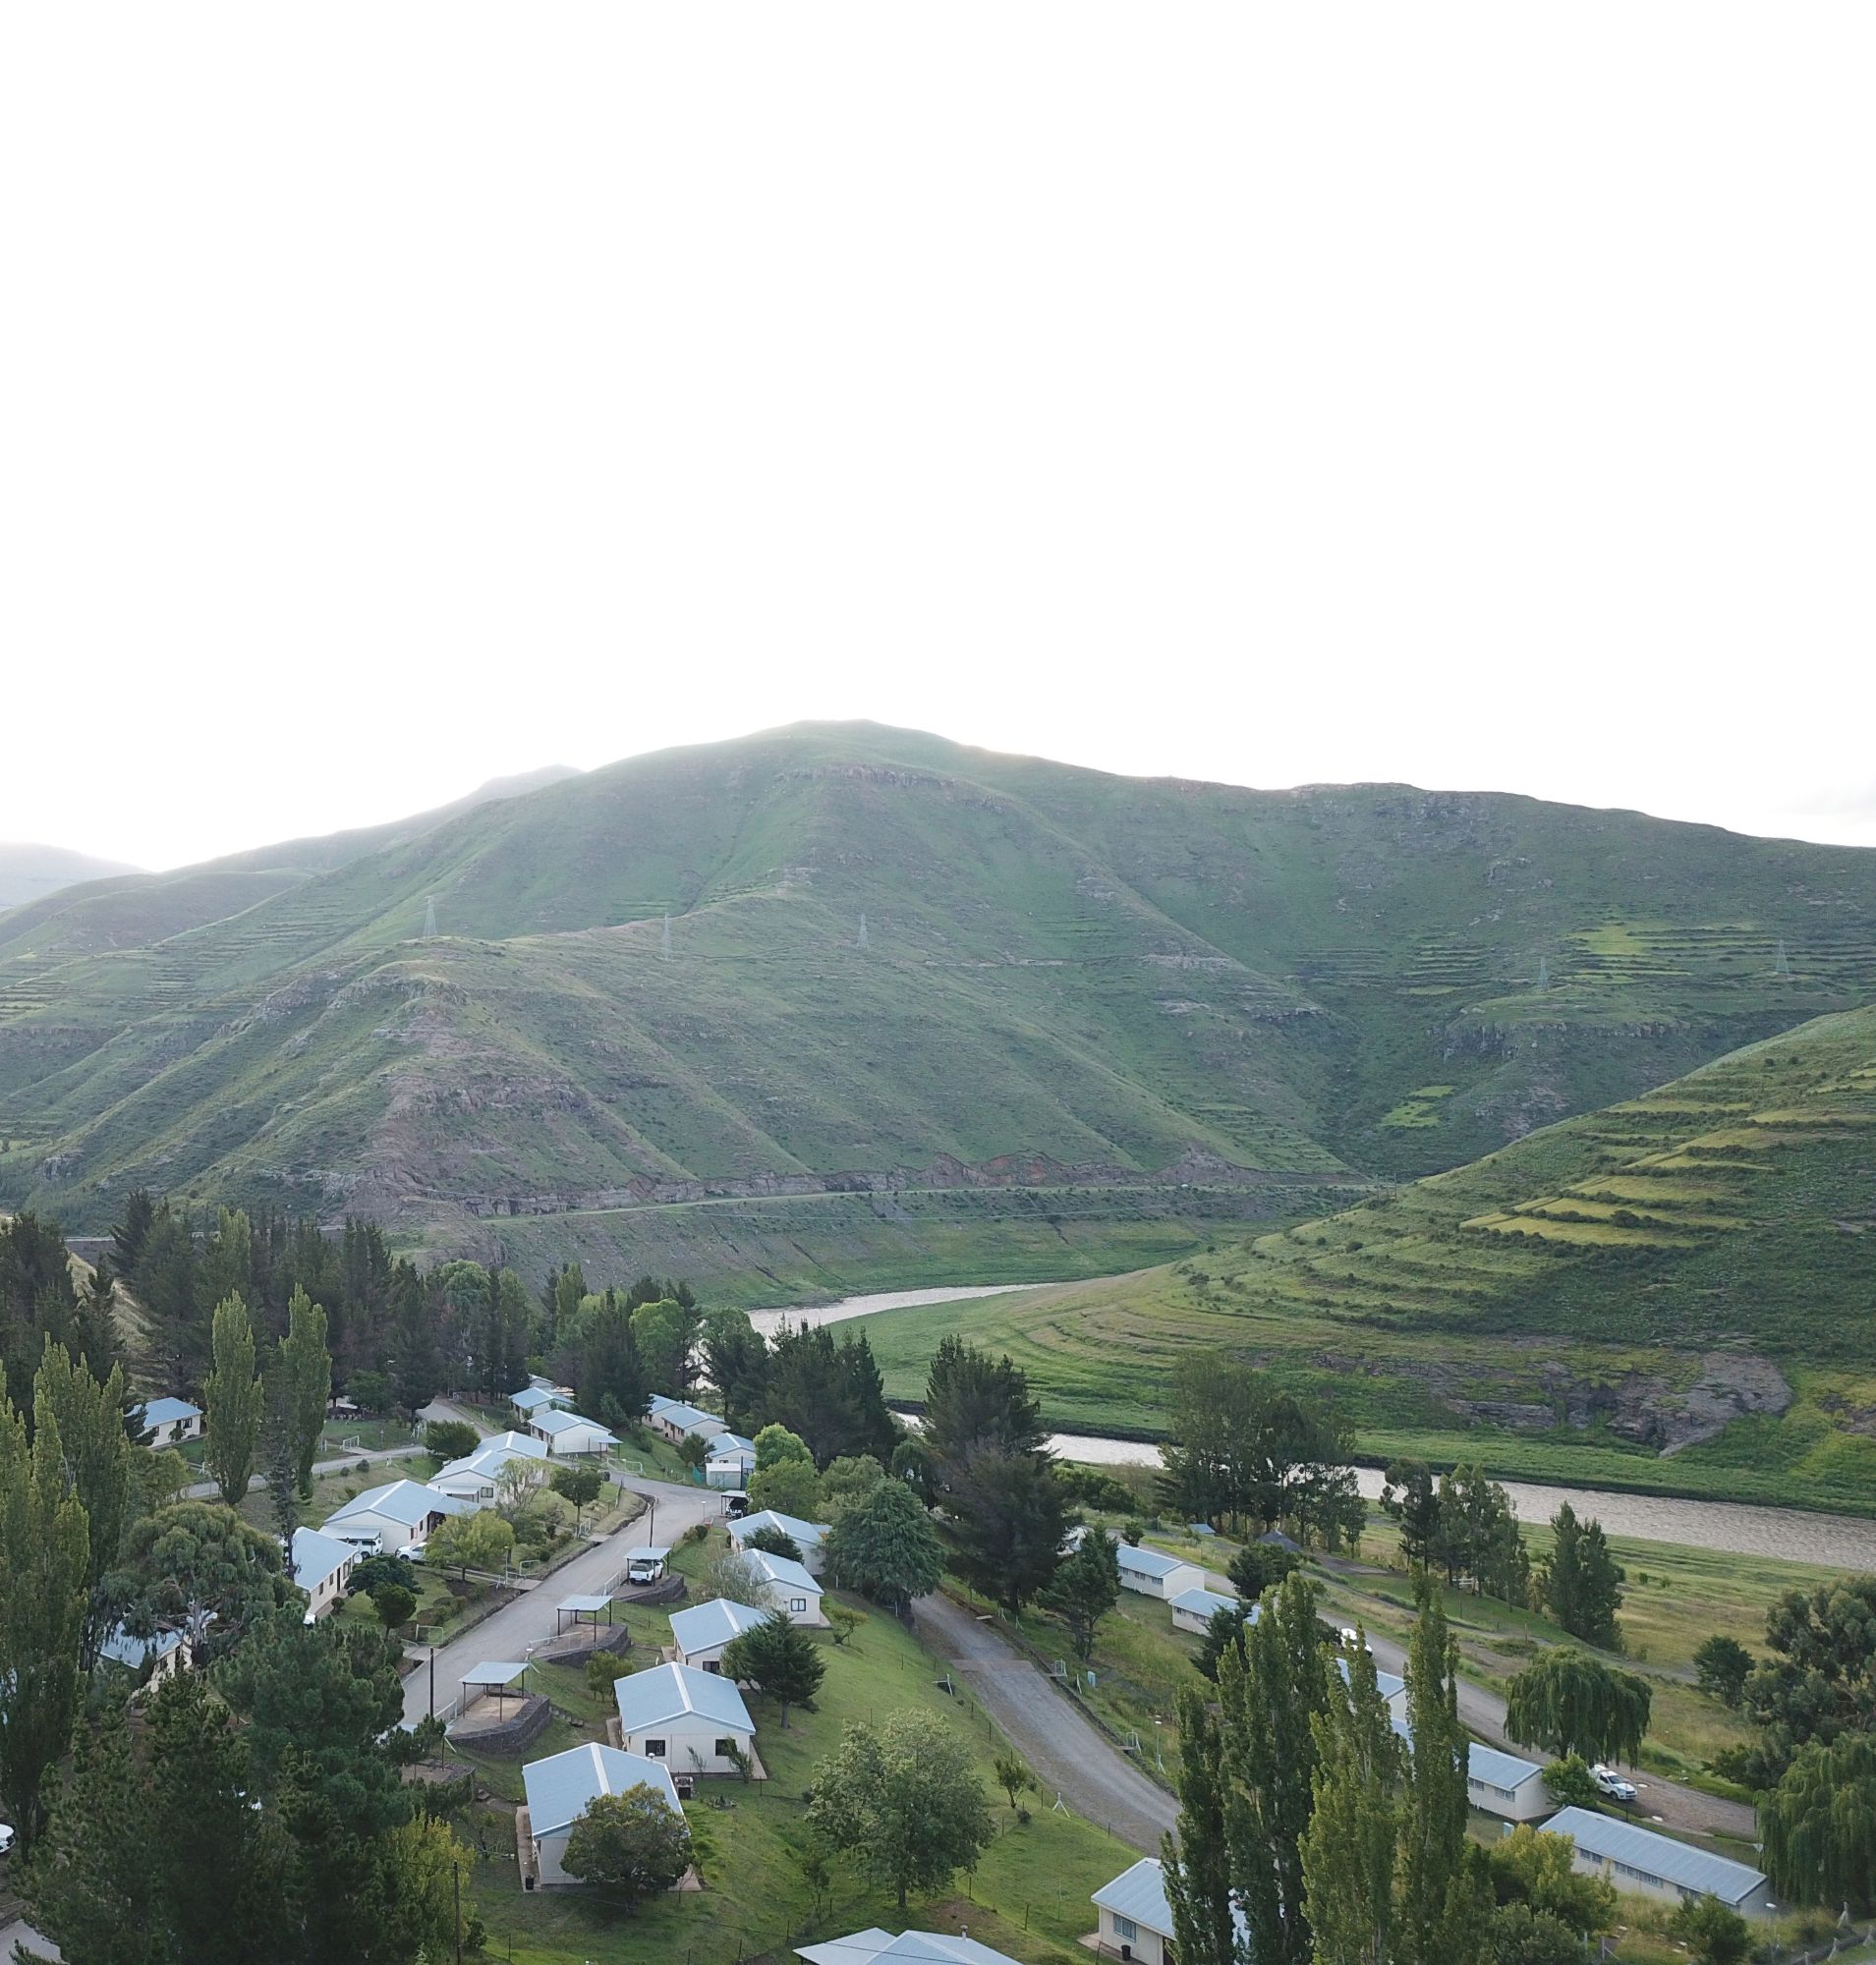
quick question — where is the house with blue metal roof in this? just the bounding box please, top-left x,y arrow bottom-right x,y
1390,1713 -> 1548,1821
613,1660 -> 758,1775
1167,1584 -> 1251,1635
1090,1856 -> 1248,1965
747,1548 -> 826,1626
1114,1543 -> 1207,1601
290,1527 -> 363,1618
510,1383 -> 571,1418
728,1509 -> 832,1574
648,1399 -> 726,1444
1542,1806 -> 1772,1915
798,1931 -> 1023,1965
521,1741 -> 683,1886
322,1479 -> 469,1553
137,1396 -> 202,1446
530,1407 -> 620,1457
669,1598 -> 771,1671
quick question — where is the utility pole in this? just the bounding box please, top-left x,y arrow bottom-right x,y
428,1643 -> 435,1720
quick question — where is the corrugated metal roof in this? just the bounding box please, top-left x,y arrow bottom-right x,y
1167,1586 -> 1240,1619
522,1741 -> 681,1835
614,1660 -> 754,1734
290,1527 -> 359,1595
659,1402 -> 725,1434
326,1480 -> 467,1529
99,1623 -> 185,1670
1092,1856 -> 1173,1932
463,1660 -> 530,1686
510,1385 -> 565,1411
1542,1808 -> 1766,1904
796,1931 -> 1021,1965
750,1549 -> 821,1595
731,1510 -> 829,1548
670,1599 -> 769,1656
1467,1742 -> 1544,1791
1116,1544 -> 1197,1580
534,1408 -> 617,1440
140,1396 -> 200,1427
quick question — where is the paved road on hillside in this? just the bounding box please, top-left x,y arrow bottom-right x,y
401,1469 -> 716,1729
912,1590 -> 1179,1852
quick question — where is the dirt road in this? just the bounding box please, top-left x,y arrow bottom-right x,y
912,1590 -> 1178,1851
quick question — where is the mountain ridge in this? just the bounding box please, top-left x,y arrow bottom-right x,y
1,724 -> 1872,1271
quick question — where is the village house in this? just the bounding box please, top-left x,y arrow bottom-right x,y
798,1931 -> 1024,1965
1167,1584 -> 1247,1635
647,1398 -> 726,1445
290,1526 -> 362,1618
510,1382 -> 572,1421
1088,1856 -> 1249,1965
137,1396 -> 202,1446
727,1508 -> 832,1573
705,1431 -> 758,1488
1541,1808 -> 1772,1917
323,1479 -> 469,1554
746,1548 -> 826,1626
612,1661 -> 758,1775
530,1407 -> 621,1457
520,1741 -> 684,1887
668,1597 -> 770,1672
1114,1543 -> 1207,1601
98,1623 -> 192,1689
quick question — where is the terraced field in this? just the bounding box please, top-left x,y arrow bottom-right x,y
863,1004 -> 1876,1512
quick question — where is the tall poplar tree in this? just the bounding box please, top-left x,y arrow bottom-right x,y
203,1293 -> 263,1506
1302,1640 -> 1402,1965
1164,1687 -> 1240,1965
1398,1585 -> 1489,1965
1225,1570 -> 1333,1965
278,1285 -> 330,1495
0,1387 -> 90,1849
34,1337 -> 133,1662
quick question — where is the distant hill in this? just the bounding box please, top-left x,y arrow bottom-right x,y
0,724 -> 1872,1291
0,842 -> 142,910
858,1002 -> 1876,1512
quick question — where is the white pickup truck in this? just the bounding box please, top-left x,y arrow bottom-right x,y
1589,1764 -> 1637,1803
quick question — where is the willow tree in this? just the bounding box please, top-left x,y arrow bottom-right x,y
1506,1649 -> 1651,1766
1762,1731 -> 1876,1910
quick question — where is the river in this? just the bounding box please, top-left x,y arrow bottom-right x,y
745,1283 -> 1876,1571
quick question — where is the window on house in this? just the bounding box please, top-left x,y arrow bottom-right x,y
714,1738 -> 735,1757
645,1738 -> 666,1759
704,1659 -> 721,1673
790,1599 -> 807,1613
1113,1917 -> 1138,1942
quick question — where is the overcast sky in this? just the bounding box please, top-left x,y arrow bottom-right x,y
3,6 -> 1872,871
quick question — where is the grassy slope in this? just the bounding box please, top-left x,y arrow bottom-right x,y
2,725 -> 1872,1295
459,1532 -> 1137,1965
863,1005 -> 1876,1511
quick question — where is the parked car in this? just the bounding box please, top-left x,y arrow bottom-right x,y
0,1821 -> 14,1856
1589,1764 -> 1637,1803
395,1543 -> 427,1564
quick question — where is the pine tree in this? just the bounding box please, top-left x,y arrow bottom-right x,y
1540,1503 -> 1623,1650
1042,1527 -> 1121,1659
387,1264 -> 440,1419
719,1610 -> 826,1726
1163,1687 -> 1239,1965
203,1293 -> 263,1506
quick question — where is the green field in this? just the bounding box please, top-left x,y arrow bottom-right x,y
864,1003 -> 1876,1512
454,1531 -> 1139,1965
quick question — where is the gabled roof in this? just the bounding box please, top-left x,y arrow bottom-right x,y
1467,1741 -> 1545,1790
99,1623 -> 186,1670
749,1549 -> 822,1596
291,1527 -> 361,1595
705,1431 -> 755,1456
730,1509 -> 830,1550
797,1931 -> 1023,1965
139,1396 -> 200,1427
1115,1543 -> 1198,1580
657,1401 -> 725,1435
482,1429 -> 549,1459
534,1407 -> 618,1442
648,1393 -> 680,1417
510,1385 -> 569,1411
326,1480 -> 468,1530
669,1598 -> 770,1656
613,1659 -> 754,1735
1167,1586 -> 1243,1620
434,1441 -> 543,1485
1542,1807 -> 1766,1906
1091,1859 -> 1248,1947
522,1741 -> 681,1835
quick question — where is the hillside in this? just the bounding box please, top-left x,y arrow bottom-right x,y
1,724 -> 1873,1293
0,841 -> 142,910
861,1003 -> 1876,1511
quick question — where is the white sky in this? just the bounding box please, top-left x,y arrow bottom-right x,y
3,6 -> 1873,871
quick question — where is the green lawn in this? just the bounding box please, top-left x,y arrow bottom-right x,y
457,1531 -> 1141,1965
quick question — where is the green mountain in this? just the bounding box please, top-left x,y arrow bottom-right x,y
0,841 -> 142,910
859,1001 -> 1876,1511
1,724 -> 1872,1297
